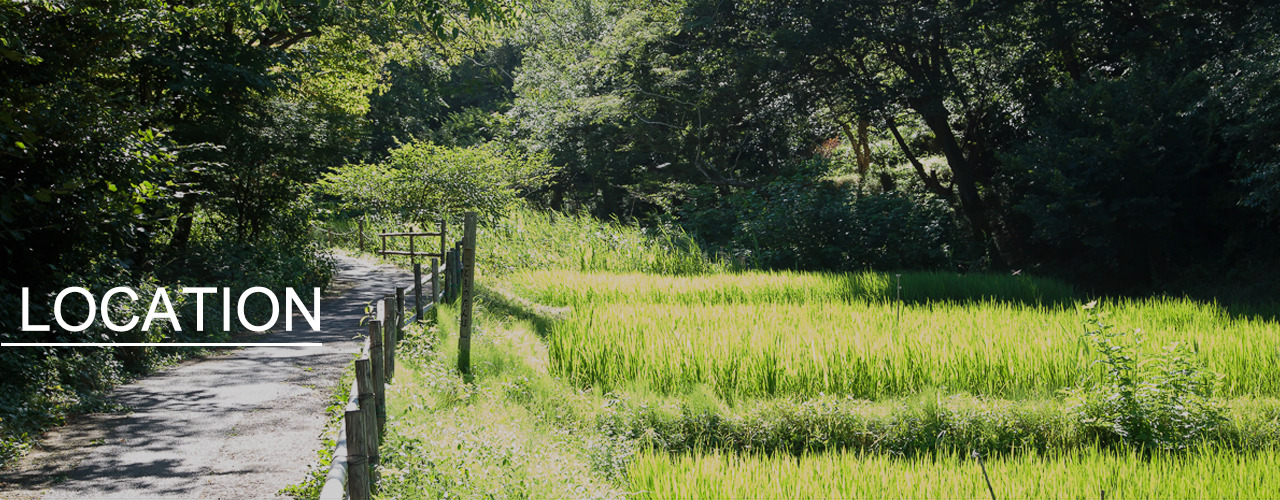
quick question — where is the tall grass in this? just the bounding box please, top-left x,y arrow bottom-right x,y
520,272 -> 1280,399
627,446 -> 1280,498
323,203 -> 725,275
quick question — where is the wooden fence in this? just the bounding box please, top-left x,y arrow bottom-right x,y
317,213 -> 477,500
315,218 -> 368,251
376,221 -> 446,266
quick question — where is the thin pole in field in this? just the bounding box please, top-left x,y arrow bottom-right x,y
896,273 -> 906,324
973,451 -> 996,500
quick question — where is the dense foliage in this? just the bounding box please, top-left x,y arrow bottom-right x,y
304,0 -> 1280,289
482,0 -> 1280,291
1,0 -> 515,465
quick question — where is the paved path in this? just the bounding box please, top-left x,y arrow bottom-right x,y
0,253 -> 413,499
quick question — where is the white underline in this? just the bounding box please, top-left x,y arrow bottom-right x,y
2,343 -> 323,347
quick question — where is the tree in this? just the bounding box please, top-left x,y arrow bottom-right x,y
317,141 -> 555,224
508,0 -> 826,217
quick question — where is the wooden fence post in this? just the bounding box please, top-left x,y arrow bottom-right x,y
345,405 -> 370,500
358,218 -> 365,252
443,249 -> 454,303
354,358 -> 377,469
438,220 -> 446,271
458,212 -> 477,377
395,288 -> 404,338
385,294 -> 398,381
454,247 -> 462,303
395,287 -> 405,336
455,246 -> 463,303
368,321 -> 386,438
413,264 -> 422,321
454,241 -> 463,301
430,258 -> 440,304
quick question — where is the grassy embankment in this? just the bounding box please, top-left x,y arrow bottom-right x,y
324,205 -> 1280,498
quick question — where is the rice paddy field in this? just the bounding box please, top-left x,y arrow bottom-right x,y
379,242 -> 1279,497
487,268 -> 1280,497
508,270 -> 1280,400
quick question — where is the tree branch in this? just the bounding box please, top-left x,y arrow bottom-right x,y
882,111 -> 953,199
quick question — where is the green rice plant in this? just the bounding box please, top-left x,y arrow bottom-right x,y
626,446 -> 1280,498
507,269 -> 1075,307
524,272 -> 1279,399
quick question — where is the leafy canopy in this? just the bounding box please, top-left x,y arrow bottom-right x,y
317,141 -> 556,223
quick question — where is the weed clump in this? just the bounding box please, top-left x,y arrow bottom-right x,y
1066,302 -> 1226,451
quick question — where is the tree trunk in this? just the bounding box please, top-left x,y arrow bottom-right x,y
910,95 -> 994,247
837,118 -> 873,181
857,118 -> 871,176
170,197 -> 197,255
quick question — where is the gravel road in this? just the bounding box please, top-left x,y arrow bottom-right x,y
0,252 -> 413,499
